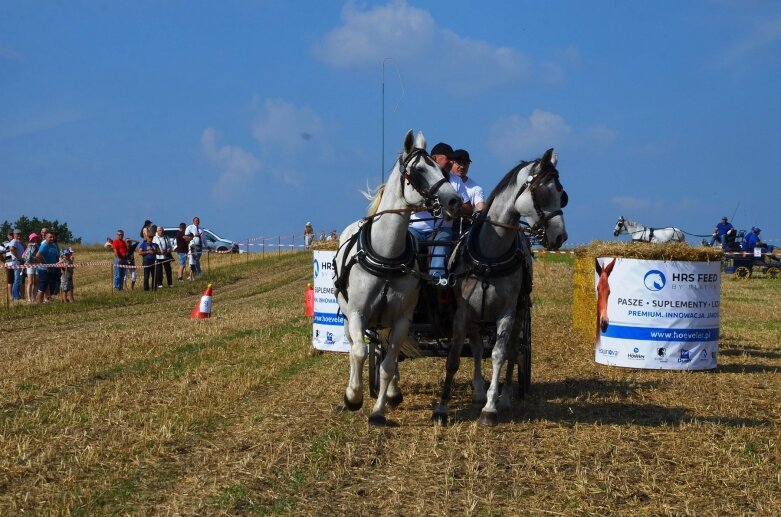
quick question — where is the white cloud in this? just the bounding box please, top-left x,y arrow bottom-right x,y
252,98 -> 324,153
0,45 -> 23,62
714,12 -> 781,69
315,0 -> 531,94
488,109 -> 617,161
200,127 -> 261,200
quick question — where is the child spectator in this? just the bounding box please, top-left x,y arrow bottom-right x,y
60,247 -> 75,302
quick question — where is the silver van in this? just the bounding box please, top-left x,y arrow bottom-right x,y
162,227 -> 241,253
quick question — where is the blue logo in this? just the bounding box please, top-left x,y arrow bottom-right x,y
325,331 -> 334,344
633,347 -> 639,353
678,349 -> 691,363
313,259 -> 320,279
643,270 -> 666,291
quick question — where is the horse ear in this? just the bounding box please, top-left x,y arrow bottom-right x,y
540,148 -> 555,168
414,131 -> 426,151
403,130 -> 414,156
605,258 -> 616,275
595,258 -> 602,276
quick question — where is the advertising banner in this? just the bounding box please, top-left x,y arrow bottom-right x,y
594,258 -> 720,370
312,251 -> 350,352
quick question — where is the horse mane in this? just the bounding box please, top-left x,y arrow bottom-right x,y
364,184 -> 386,216
479,161 -> 531,221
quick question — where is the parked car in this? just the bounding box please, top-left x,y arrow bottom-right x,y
162,227 -> 241,253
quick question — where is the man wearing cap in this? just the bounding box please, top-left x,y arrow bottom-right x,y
409,142 -> 472,285
708,216 -> 734,248
451,148 -> 485,223
8,229 -> 25,300
742,226 -> 775,253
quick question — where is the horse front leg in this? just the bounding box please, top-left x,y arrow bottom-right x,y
368,319 -> 409,425
468,326 -> 487,404
343,315 -> 367,411
499,318 -> 521,410
480,314 -> 514,427
432,308 -> 467,425
386,361 -> 403,408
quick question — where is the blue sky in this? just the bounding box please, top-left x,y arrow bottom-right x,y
2,1 -> 780,246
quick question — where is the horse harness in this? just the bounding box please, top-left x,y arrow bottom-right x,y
521,161 -> 568,238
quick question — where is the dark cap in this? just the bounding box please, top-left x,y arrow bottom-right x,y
430,142 -> 454,158
452,149 -> 471,163
721,216 -> 728,221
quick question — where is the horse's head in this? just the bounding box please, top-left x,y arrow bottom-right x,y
613,216 -> 625,237
516,148 -> 568,250
397,130 -> 461,219
595,257 -> 616,336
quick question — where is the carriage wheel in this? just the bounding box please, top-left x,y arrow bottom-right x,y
368,339 -> 383,399
767,266 -> 780,279
734,266 -> 751,280
516,303 -> 532,399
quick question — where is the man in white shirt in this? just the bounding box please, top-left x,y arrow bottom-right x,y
409,142 -> 471,285
184,216 -> 203,278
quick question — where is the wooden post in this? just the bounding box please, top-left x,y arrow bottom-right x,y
278,236 -> 281,257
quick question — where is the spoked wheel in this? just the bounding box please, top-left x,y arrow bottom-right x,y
734,266 -> 751,280
516,301 -> 532,399
766,266 -> 780,279
367,336 -> 384,399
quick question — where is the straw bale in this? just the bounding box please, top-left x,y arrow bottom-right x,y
571,241 -> 723,338
311,240 -> 340,251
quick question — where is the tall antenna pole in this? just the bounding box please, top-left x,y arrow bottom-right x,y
382,57 -> 392,184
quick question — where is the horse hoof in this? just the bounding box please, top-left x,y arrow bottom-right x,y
343,393 -> 363,412
431,411 -> 448,426
387,392 -> 404,408
368,414 -> 387,426
479,410 -> 499,427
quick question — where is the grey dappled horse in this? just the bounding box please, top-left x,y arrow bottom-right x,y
334,130 -> 462,426
433,149 -> 568,427
613,216 -> 685,243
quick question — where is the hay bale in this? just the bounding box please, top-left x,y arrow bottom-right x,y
311,240 -> 340,251
571,241 -> 723,338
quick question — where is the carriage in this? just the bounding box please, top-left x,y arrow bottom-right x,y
363,230 -> 534,403
332,130 -> 567,426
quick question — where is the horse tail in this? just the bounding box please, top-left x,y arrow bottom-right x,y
364,184 -> 386,216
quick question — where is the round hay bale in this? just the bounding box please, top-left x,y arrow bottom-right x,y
572,241 -> 722,338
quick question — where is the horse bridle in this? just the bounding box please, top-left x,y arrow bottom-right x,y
398,148 -> 449,216
517,161 -> 568,239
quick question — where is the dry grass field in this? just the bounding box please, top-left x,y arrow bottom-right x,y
1,247 -> 779,516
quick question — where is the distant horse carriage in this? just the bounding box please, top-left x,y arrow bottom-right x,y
613,216 -> 685,243
721,229 -> 781,279
334,136 -> 568,426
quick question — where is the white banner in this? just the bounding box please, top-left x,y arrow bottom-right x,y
312,251 -> 350,352
594,258 -> 720,370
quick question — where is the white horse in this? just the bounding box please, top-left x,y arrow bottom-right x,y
334,130 -> 462,426
613,216 -> 685,243
433,148 -> 568,426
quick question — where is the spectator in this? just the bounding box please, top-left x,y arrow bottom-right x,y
319,231 -> 326,242
112,230 -> 129,291
2,231 -> 13,300
48,231 -> 61,297
408,142 -> 471,284
328,230 -> 338,241
304,222 -> 315,249
175,222 -> 188,282
8,229 -> 25,300
33,231 -> 59,303
124,237 -> 140,290
184,216 -> 203,278
153,225 -> 174,288
137,231 -> 160,291
188,239 -> 197,280
60,247 -> 75,302
22,233 -> 41,303
140,220 -> 154,240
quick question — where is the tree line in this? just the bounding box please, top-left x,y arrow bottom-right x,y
1,216 -> 80,243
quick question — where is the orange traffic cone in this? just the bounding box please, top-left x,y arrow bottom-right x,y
191,283 -> 213,319
305,282 -> 314,317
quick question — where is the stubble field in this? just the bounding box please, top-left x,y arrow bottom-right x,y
1,247 -> 779,515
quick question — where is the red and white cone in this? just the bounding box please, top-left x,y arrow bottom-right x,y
191,283 -> 213,319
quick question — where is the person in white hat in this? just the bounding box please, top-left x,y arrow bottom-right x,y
304,221 -> 315,249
